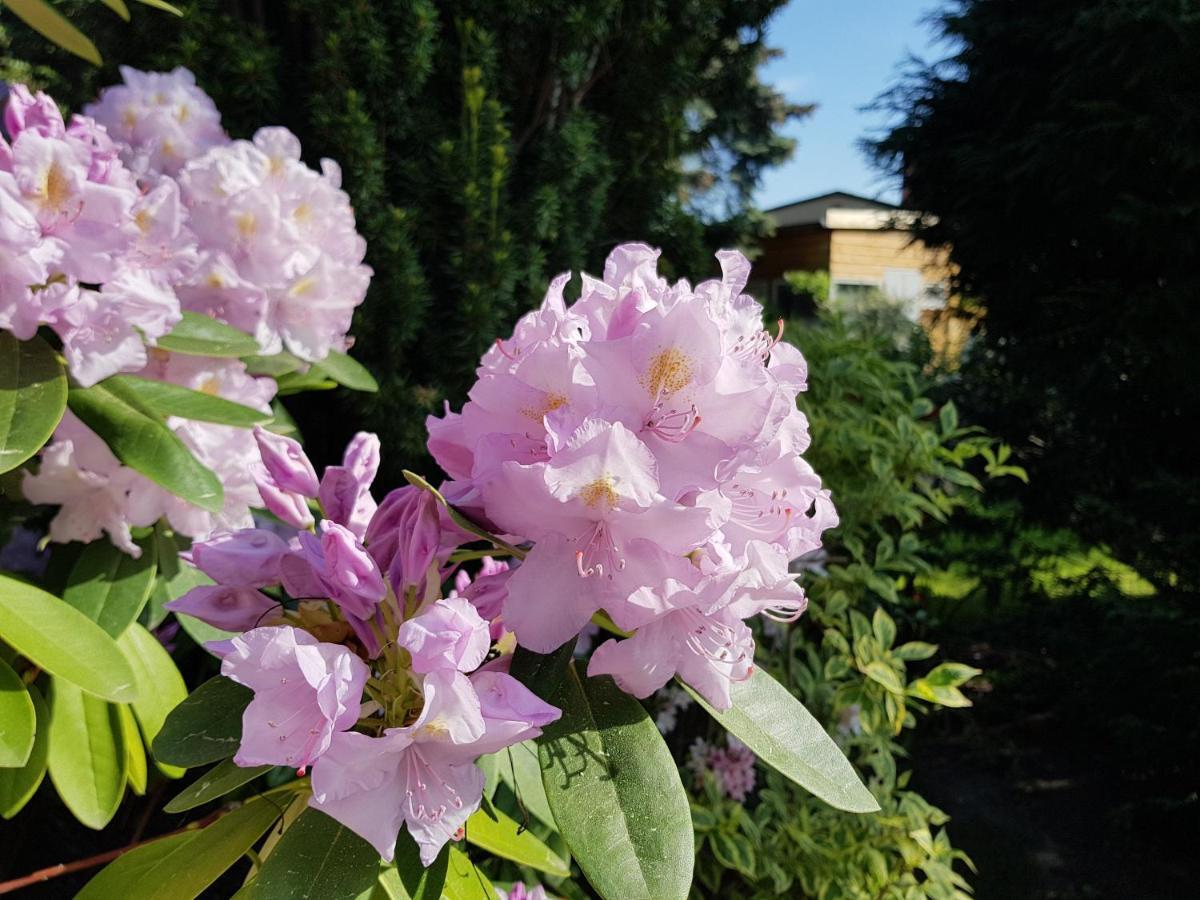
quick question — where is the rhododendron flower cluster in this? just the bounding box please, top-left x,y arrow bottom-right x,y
427,244 -> 838,709
3,69 -> 372,552
168,433 -> 561,865
688,735 -> 757,801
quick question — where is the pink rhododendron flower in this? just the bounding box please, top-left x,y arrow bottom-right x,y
427,243 -> 838,708
498,883 -> 550,900
398,596 -> 491,674
187,528 -> 290,587
317,431 -> 380,539
222,625 -> 369,770
254,426 -> 320,497
165,585 -> 280,633
688,735 -> 757,802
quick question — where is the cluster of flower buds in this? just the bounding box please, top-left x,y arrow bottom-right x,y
3,69 -> 372,552
167,432 -> 561,865
427,244 -> 838,709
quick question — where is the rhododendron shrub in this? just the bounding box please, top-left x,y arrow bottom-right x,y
0,68 -> 377,854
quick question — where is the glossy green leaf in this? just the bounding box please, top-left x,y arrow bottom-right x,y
537,664 -> 693,900
117,623 -> 187,777
442,846 -> 494,900
0,656 -> 35,767
0,682 -> 49,818
497,740 -> 554,828
312,350 -> 379,392
47,680 -> 127,829
156,311 -> 261,357
77,797 -> 282,900
237,807 -> 380,900
375,868 -> 413,900
146,527 -> 209,629
106,375 -> 273,427
165,759 -> 273,813
68,379 -> 224,512
393,831 -> 447,900
894,641 -> 939,661
119,703 -> 148,795
274,369 -> 338,396
465,803 -> 569,877
153,675 -> 250,768
2,0 -> 102,64
0,332 -> 67,474
63,536 -> 157,637
862,660 -> 905,695
684,667 -> 880,814
0,575 -> 138,702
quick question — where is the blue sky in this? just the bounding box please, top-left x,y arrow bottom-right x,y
755,0 -> 947,209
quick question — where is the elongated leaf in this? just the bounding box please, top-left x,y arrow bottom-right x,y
0,682 -> 49,818
117,624 -> 187,776
146,526 -> 207,629
153,675 -> 250,768
465,804 -> 569,877
2,0 -> 102,64
77,797 -> 282,900
0,575 -> 137,702
683,668 -> 879,813
0,332 -> 67,474
165,759 -> 273,813
63,536 -> 157,637
312,351 -> 379,393
68,380 -> 223,512
242,352 -> 304,378
537,664 -> 693,900
106,375 -> 272,427
0,656 -> 35,766
47,680 -> 127,829
236,807 -> 380,900
100,0 -> 130,20
132,0 -> 183,14
496,740 -> 554,828
156,311 -> 261,357
393,831 -> 447,900
119,703 -> 148,795
442,846 -> 494,900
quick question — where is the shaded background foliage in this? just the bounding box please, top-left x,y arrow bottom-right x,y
2,0 -> 807,479
868,0 -> 1200,591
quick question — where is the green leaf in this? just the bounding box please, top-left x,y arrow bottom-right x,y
78,797 -> 282,900
894,641 -> 939,661
153,675 -> 250,768
0,682 -> 49,818
923,662 -> 982,688
0,656 -> 36,767
2,0 -> 102,64
47,680 -> 127,829
497,740 -> 555,828
131,0 -> 183,15
274,369 -> 338,396
156,311 -> 261,357
393,831 -> 447,900
537,664 -> 693,900
68,379 -> 224,512
872,607 -> 897,649
117,623 -> 187,777
465,804 -> 569,877
0,332 -> 67,474
237,807 -> 380,900
939,401 -> 959,434
710,831 -> 756,878
0,575 -> 138,702
100,0 -> 130,21
684,668 -> 879,814
312,350 -> 379,392
862,660 -> 905,696
242,352 -> 305,378
442,846 -> 494,900
106,375 -> 273,427
63,536 -> 157,637
165,759 -> 273,813
147,527 -> 210,629
119,703 -> 148,795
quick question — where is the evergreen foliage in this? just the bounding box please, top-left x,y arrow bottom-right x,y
868,0 -> 1200,590
2,0 -> 808,477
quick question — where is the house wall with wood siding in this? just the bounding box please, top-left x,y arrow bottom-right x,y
755,227 -> 831,280
828,229 -> 952,286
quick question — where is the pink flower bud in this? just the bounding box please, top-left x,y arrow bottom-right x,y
298,522 -> 386,619
364,486 -> 441,595
189,528 -> 289,587
397,596 -> 490,674
252,462 -> 315,529
166,584 -> 279,632
254,426 -> 319,497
